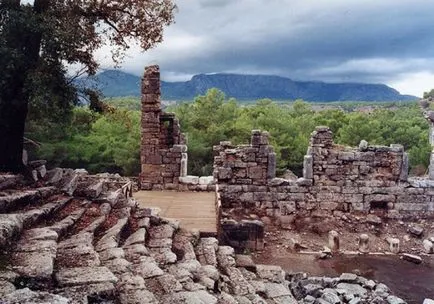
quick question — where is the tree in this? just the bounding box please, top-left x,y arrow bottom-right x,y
423,89 -> 434,99
0,0 -> 175,173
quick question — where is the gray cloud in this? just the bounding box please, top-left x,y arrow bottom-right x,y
198,0 -> 232,8
102,0 -> 434,96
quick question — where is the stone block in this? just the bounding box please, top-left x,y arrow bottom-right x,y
359,234 -> 369,253
234,168 -> 247,178
199,176 -> 214,185
365,194 -> 395,205
267,152 -> 276,179
239,192 -> 254,203
280,201 -> 296,214
180,153 -> 188,177
321,201 -> 339,210
402,253 -> 422,264
172,144 -> 187,153
179,176 -> 199,185
386,237 -> 400,253
256,265 -> 285,283
248,166 -> 264,180
423,239 -> 433,253
56,267 -> 117,287
338,152 -> 355,161
328,230 -> 339,252
303,155 -> 313,179
218,167 -> 232,180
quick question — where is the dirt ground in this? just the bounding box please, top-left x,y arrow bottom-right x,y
226,209 -> 434,259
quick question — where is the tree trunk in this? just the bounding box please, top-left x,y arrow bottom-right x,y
0,97 -> 28,173
0,0 -> 49,173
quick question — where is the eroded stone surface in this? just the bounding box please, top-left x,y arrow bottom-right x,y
55,266 -> 118,287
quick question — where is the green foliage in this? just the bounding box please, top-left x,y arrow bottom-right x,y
36,108 -> 140,175
32,89 -> 430,178
170,90 -> 429,176
424,89 -> 434,99
104,96 -> 141,111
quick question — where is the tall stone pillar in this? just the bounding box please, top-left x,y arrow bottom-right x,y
140,65 -> 164,189
140,65 -> 188,190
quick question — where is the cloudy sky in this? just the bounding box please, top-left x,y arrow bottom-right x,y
96,0 -> 434,97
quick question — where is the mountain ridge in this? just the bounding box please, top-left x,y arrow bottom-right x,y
77,69 -> 417,102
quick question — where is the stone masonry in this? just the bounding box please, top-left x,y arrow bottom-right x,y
140,65 -> 187,190
215,126 -> 434,223
140,65 -> 213,191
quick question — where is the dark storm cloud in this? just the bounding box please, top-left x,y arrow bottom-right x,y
114,0 -> 434,95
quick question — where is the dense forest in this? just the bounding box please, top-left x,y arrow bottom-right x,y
27,89 -> 430,177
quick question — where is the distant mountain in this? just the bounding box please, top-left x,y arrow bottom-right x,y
77,70 -> 417,102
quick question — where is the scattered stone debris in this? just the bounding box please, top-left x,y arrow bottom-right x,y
386,237 -> 401,254
358,234 -> 369,253
401,253 -> 423,264
287,271 -> 408,304
409,224 -> 424,237
423,239 -> 434,253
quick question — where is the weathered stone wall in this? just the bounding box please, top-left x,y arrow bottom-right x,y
140,65 -> 214,191
215,126 -> 434,221
220,218 -> 265,251
213,130 -> 276,186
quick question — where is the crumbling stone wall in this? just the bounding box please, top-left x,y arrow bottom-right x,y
213,130 -> 276,186
140,65 -> 187,190
215,126 -> 434,222
308,127 -> 408,187
140,65 -> 214,191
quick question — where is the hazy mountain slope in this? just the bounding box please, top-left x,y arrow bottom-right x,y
77,70 -> 417,101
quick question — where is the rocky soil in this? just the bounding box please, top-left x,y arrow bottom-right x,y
0,171 -> 431,303
252,211 -> 434,257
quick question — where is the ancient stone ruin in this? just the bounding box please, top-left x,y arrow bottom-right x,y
139,64 -> 434,254
214,126 -> 434,220
140,65 -> 213,191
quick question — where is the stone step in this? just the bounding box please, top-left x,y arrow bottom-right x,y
55,266 -> 118,287
95,190 -> 124,207
0,186 -> 56,213
0,214 -> 23,247
55,282 -> 117,304
0,174 -> 22,191
11,241 -> 57,285
81,215 -> 106,234
95,217 -> 129,252
56,232 -> 100,268
74,179 -> 104,199
59,171 -> 79,196
20,197 -> 71,228
48,207 -> 87,237
2,288 -> 70,304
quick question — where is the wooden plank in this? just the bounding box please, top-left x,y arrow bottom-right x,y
134,191 -> 217,234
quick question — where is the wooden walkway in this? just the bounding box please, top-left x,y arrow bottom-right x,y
134,191 -> 217,235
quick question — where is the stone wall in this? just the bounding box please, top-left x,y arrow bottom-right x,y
215,126 -> 434,221
139,65 -> 213,191
213,130 -> 276,186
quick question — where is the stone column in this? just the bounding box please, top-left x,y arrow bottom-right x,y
328,230 -> 339,252
140,65 -> 163,189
